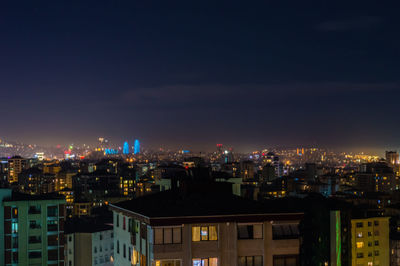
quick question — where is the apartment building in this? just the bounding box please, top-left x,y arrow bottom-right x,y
65,217 -> 113,266
351,216 -> 389,266
0,189 -> 66,266
110,182 -> 302,266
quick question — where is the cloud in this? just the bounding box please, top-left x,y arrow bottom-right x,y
316,16 -> 383,32
120,82 -> 399,110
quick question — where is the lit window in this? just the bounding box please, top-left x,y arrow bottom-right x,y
192,226 -> 218,242
357,232 -> 363,238
193,258 -> 218,266
356,242 -> 364,248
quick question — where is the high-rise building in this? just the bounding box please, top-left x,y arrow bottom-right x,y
0,189 -> 66,265
123,141 -> 129,155
240,160 -> 255,180
134,140 -> 140,155
7,156 -> 27,184
386,151 -> 399,165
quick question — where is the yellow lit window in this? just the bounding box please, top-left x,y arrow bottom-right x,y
201,227 -> 208,241
192,227 -> 200,242
209,226 -> 218,241
356,241 -> 364,248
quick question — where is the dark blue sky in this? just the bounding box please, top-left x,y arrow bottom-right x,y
1,1 -> 400,152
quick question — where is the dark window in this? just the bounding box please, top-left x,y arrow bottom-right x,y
116,214 -> 119,227
356,222 -> 363,228
374,250 -> 379,256
47,206 -> 58,217
29,251 -> 42,259
123,244 -> 126,258
238,256 -> 263,266
29,220 -> 41,229
28,206 -> 41,214
374,240 -> 379,246
237,224 -> 263,240
12,237 -> 18,248
374,221 -> 379,226
117,240 -> 119,254
123,217 -> 126,230
28,236 -> 41,244
273,255 -> 298,266
155,227 -> 183,244
357,253 -> 364,258
368,222 -> 372,227
272,224 -> 299,240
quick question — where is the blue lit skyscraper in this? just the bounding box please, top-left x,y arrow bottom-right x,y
134,139 -> 140,154
123,141 -> 129,154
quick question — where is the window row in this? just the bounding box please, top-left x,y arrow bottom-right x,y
355,221 -> 380,228
153,223 -> 299,244
155,227 -> 182,244
192,257 -> 218,266
356,250 -> 380,258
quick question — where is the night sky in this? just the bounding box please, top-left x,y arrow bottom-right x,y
1,1 -> 400,152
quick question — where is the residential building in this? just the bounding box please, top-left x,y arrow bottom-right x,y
0,189 -> 66,265
351,216 -> 389,266
7,156 -> 27,184
65,217 -> 113,266
110,181 -> 302,266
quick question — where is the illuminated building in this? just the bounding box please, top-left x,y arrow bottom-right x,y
18,168 -> 56,195
0,189 -> 66,265
351,216 -> 389,266
134,140 -> 140,155
110,182 -> 302,266
385,151 -> 399,165
123,141 -> 129,155
43,163 -> 61,175
35,152 -> 44,161
55,171 -> 75,191
240,160 -> 255,180
73,202 -> 92,217
7,156 -> 27,184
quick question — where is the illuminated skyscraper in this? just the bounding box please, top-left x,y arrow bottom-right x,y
134,139 -> 140,154
123,141 -> 129,154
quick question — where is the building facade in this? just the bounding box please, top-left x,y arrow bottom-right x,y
351,217 -> 389,266
110,185 -> 302,266
0,190 -> 66,266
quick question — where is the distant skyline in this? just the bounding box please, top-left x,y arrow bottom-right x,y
1,1 -> 400,151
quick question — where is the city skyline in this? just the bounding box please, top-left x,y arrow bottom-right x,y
2,1 -> 400,151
